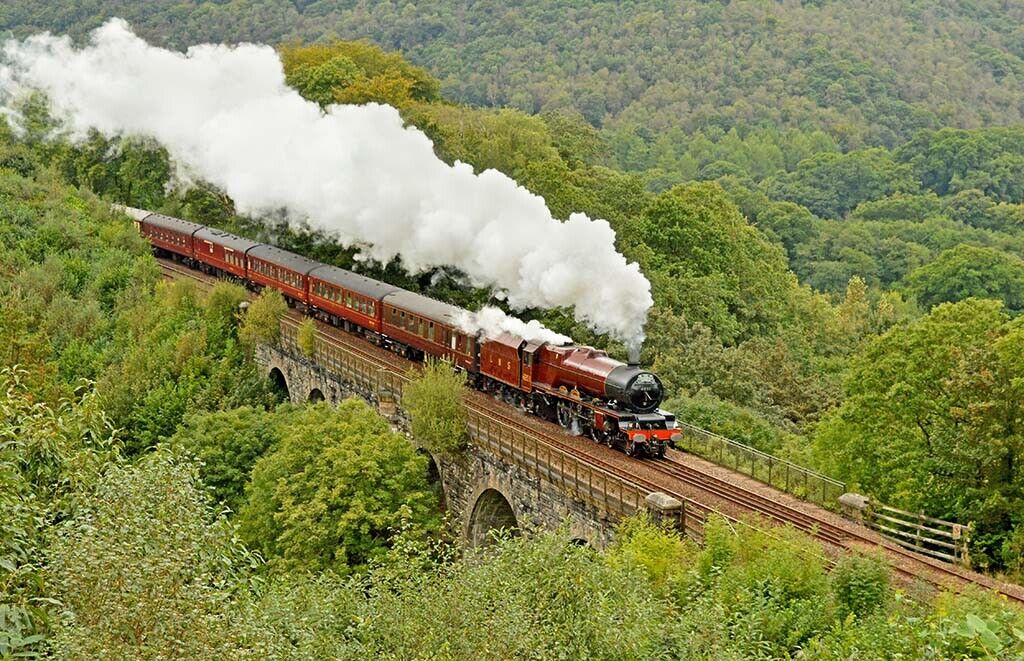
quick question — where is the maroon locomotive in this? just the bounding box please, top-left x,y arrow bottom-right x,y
125,206 -> 679,457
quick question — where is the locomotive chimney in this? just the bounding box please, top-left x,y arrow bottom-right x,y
627,345 -> 641,366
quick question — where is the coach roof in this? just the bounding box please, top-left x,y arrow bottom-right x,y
383,289 -> 469,327
308,265 -> 398,300
247,244 -> 320,275
193,227 -> 261,253
142,213 -> 204,235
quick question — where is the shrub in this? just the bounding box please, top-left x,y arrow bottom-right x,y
401,358 -> 467,455
237,400 -> 439,574
297,317 -> 317,358
238,288 -> 287,348
830,553 -> 890,619
46,448 -> 254,659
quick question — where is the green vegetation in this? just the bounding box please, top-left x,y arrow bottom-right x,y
814,299 -> 1024,570
4,7 -> 1024,656
238,399 -> 439,574
401,358 -> 468,455
297,316 -> 317,358
8,28 -> 1024,571
239,287 -> 288,349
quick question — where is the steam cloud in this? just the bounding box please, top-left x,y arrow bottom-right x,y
0,20 -> 652,349
457,307 -> 572,347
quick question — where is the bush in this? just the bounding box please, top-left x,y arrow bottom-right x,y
46,448 -> 255,659
830,553 -> 890,619
297,317 -> 317,358
401,358 -> 467,455
237,399 -> 439,574
238,288 -> 287,348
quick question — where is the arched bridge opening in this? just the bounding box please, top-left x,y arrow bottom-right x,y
268,367 -> 290,401
468,488 -> 518,547
423,452 -> 446,514
308,387 -> 325,403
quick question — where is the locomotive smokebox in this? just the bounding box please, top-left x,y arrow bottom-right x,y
606,364 -> 664,413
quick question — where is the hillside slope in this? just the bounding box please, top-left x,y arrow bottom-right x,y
4,0 -> 1024,157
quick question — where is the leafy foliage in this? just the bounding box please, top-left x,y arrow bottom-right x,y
814,299 -> 1024,568
170,405 -> 282,512
46,448 -> 256,659
829,553 -> 891,620
237,399 -> 439,574
904,244 -> 1024,312
401,358 -> 467,455
238,287 -> 287,349
297,316 -> 317,358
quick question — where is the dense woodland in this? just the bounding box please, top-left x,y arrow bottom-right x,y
3,3 -> 1024,658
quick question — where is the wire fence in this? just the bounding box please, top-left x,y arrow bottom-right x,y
673,421 -> 847,509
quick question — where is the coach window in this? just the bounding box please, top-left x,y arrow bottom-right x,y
428,322 -> 435,342
369,302 -> 375,316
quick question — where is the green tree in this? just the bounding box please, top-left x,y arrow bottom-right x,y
238,288 -> 287,348
765,149 -> 917,219
633,181 -> 796,343
401,358 -> 467,455
903,245 -> 1024,312
237,400 -> 438,574
170,405 -> 281,511
814,299 -> 1024,567
297,317 -> 317,358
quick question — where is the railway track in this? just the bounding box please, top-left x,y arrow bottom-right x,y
157,258 -> 1024,605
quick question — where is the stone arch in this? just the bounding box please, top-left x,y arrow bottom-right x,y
468,488 -> 518,547
308,387 -> 325,403
268,367 -> 290,400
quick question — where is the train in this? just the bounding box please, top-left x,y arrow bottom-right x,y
124,207 -> 680,458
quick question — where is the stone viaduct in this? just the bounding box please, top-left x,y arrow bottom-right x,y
256,329 -> 682,549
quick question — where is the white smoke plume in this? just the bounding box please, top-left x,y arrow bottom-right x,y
457,307 -> 572,346
0,20 -> 653,348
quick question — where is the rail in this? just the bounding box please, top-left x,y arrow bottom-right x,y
674,421 -> 847,509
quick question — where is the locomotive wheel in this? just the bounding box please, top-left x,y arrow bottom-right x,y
557,403 -> 573,430
625,441 -> 636,457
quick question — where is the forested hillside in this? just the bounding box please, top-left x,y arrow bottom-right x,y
4,1 -> 1024,158
4,23 -> 1024,574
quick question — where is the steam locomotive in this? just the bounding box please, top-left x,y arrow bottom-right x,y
125,207 -> 679,457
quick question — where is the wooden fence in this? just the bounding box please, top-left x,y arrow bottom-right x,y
865,502 -> 972,566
